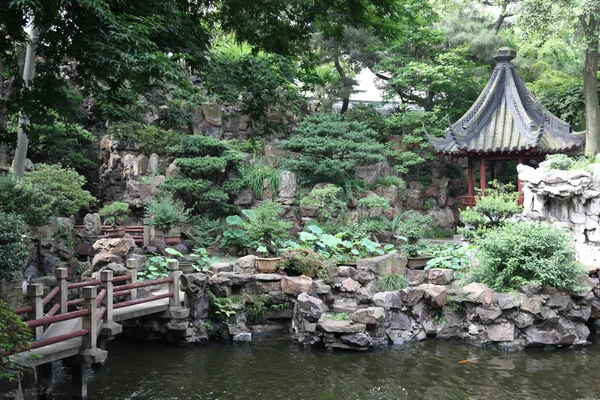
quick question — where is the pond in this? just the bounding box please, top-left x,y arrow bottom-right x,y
49,334 -> 600,400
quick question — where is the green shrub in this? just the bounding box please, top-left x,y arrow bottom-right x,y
277,248 -> 329,279
470,222 -> 584,291
98,202 -> 130,227
544,154 -> 596,171
459,181 -> 522,240
0,175 -> 54,225
357,195 -> 390,211
190,215 -> 222,248
239,163 -> 280,199
28,119 -> 96,172
425,243 -> 471,279
107,122 -> 181,156
24,164 -> 96,217
0,213 -> 28,281
396,211 -> 433,242
378,274 -> 408,291
145,194 -> 191,232
245,201 -> 292,255
163,135 -> 242,217
299,184 -> 346,222
281,113 -> 385,184
323,312 -> 349,321
1,299 -> 32,379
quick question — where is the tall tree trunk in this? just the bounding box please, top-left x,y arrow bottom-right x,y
13,24 -> 39,178
332,39 -> 350,114
583,15 -> 600,157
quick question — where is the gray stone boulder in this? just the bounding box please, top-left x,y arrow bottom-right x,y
101,263 -> 128,276
427,268 -> 454,285
83,213 -> 102,235
420,284 -> 447,308
317,320 -> 366,333
356,253 -> 407,276
475,305 -> 503,324
486,322 -> 515,342
209,261 -> 234,274
281,275 -> 313,296
92,253 -> 122,270
372,291 -> 402,309
340,332 -> 373,348
460,282 -> 493,304
351,307 -> 385,324
399,286 -> 425,307
278,171 -> 297,199
92,238 -> 135,257
493,292 -> 523,310
233,255 -> 257,274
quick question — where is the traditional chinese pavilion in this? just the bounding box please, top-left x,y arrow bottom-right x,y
427,47 -> 585,206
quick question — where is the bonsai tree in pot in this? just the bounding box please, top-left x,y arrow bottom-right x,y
245,201 -> 291,272
99,201 -> 130,237
145,194 -> 190,245
396,211 -> 434,269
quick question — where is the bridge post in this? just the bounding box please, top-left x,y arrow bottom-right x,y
27,283 -> 43,339
167,260 -> 180,307
55,267 -> 68,314
100,270 -> 113,324
81,286 -> 97,349
126,258 -> 140,300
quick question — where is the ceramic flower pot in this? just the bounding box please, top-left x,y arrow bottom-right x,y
406,255 -> 435,269
164,235 -> 181,246
256,257 -> 280,273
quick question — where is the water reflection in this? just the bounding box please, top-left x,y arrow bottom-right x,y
48,335 -> 600,400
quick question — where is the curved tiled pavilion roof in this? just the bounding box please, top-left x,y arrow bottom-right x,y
427,47 -> 585,156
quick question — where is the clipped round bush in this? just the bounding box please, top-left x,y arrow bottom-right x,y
0,212 -> 28,281
470,222 -> 584,291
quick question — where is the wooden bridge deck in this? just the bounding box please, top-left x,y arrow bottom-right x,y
12,293 -> 172,367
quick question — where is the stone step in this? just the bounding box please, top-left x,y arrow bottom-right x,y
317,319 -> 366,334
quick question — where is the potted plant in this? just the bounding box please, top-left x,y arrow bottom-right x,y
396,211 -> 434,269
99,201 -> 130,238
145,194 -> 190,245
222,215 -> 251,256
256,245 -> 279,273
276,248 -> 328,279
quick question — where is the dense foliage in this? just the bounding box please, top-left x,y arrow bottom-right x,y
0,212 -> 28,281
299,185 -> 347,222
277,248 -> 329,279
281,113 -> 384,184
24,164 -> 96,217
162,135 -> 243,216
0,175 -> 54,225
244,201 -> 292,255
0,299 -> 32,380
107,122 -> 181,156
470,222 -> 583,291
459,181 -> 522,240
145,194 -> 190,232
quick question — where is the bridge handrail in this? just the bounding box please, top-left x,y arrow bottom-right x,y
113,292 -> 173,309
27,308 -> 90,329
116,276 -> 173,291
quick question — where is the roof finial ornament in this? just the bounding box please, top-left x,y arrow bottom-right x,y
493,47 -> 517,63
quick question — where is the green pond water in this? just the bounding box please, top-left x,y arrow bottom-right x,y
49,334 -> 600,400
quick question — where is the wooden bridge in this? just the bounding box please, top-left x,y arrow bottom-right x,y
7,258 -> 188,400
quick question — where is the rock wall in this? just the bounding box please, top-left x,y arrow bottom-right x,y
120,253 -> 600,352
518,161 -> 600,267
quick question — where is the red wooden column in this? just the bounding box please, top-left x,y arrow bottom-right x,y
479,158 -> 486,191
467,157 -> 474,197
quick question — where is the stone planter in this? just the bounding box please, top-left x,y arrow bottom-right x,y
406,254 -> 434,269
164,235 -> 181,246
256,257 -> 280,273
106,228 -> 126,238
225,246 -> 240,256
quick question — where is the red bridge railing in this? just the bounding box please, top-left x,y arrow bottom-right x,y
8,258 -> 181,356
